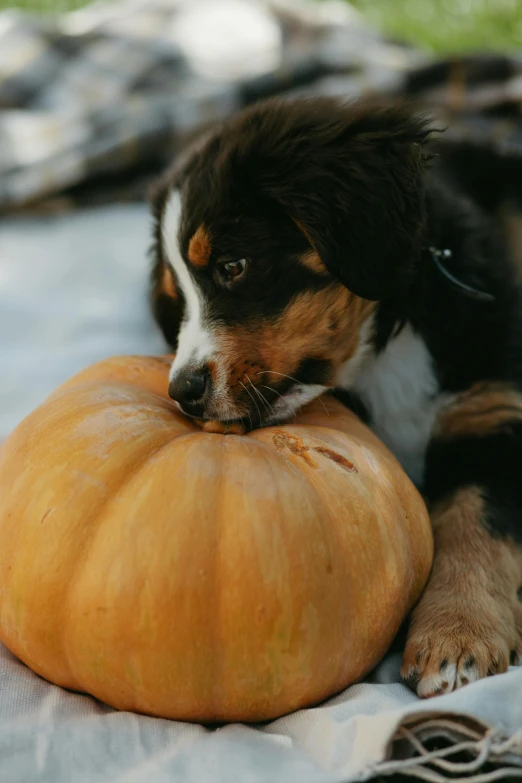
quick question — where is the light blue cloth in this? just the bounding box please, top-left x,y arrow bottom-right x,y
0,204 -> 165,439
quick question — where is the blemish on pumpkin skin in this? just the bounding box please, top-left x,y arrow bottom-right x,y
40,508 -> 53,525
273,430 -> 357,472
272,430 -> 317,467
313,446 -> 357,473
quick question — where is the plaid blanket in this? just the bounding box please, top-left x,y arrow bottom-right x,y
1,0 -> 521,214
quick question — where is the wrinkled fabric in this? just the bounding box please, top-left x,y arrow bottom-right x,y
1,204 -> 521,781
1,642 -> 521,783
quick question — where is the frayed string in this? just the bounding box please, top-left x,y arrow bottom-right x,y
371,724 -> 522,782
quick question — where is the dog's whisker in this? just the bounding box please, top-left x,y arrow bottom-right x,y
260,384 -> 299,421
245,374 -> 276,419
260,384 -> 285,400
259,375 -> 328,418
316,396 -> 330,417
239,381 -> 262,424
251,385 -> 272,417
256,370 -> 303,387
258,371 -> 328,412
254,387 -> 275,418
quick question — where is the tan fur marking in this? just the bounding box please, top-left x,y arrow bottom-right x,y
263,287 -> 375,371
299,249 -> 328,276
292,218 -> 328,276
292,218 -> 315,248
160,263 -> 177,298
188,225 -> 212,268
215,286 -> 375,407
402,487 -> 522,696
436,382 -> 522,440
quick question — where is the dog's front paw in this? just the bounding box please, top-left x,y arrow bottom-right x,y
401,593 -> 522,698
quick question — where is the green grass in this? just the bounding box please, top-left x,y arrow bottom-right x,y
349,0 -> 522,53
1,0 -> 521,53
0,0 -> 86,11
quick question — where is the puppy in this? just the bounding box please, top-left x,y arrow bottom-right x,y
149,96 -> 522,698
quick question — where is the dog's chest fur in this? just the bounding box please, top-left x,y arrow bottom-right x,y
348,323 -> 448,486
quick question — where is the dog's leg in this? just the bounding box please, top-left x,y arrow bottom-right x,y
401,382 -> 522,697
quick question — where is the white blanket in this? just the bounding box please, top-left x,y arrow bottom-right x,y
0,205 -> 521,782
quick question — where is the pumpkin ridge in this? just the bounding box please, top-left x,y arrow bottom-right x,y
59,429 -> 193,692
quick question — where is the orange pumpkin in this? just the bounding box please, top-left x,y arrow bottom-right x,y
0,355 -> 432,722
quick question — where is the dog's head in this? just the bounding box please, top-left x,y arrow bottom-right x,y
150,97 -> 432,427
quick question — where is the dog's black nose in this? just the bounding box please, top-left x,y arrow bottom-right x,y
168,369 -> 210,414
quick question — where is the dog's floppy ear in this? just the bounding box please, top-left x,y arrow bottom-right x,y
148,174 -> 185,349
260,101 -> 433,300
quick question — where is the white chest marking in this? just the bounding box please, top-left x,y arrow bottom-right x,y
350,323 -> 448,486
162,189 -> 215,377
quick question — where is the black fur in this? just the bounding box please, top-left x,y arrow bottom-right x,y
425,427 -> 522,544
182,98 -> 433,301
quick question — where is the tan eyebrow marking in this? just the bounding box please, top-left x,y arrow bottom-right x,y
160,263 -> 177,298
292,218 -> 328,276
188,225 -> 212,268
300,249 -> 329,276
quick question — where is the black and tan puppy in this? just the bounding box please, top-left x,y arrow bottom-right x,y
149,96 -> 522,698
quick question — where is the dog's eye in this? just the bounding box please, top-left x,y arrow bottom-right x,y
218,258 -> 248,284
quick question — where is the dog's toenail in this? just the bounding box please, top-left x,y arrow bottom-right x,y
403,672 -> 419,690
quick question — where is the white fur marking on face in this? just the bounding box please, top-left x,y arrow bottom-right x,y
335,314 -> 375,388
349,322 -> 449,486
162,189 -> 215,379
267,383 -> 327,424
266,314 -> 376,425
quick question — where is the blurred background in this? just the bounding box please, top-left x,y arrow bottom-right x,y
2,0 -> 521,52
